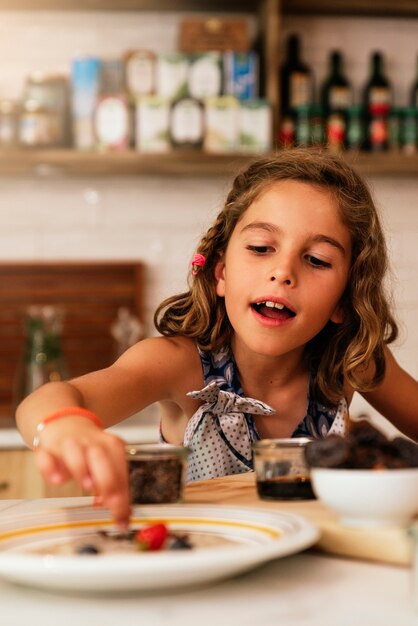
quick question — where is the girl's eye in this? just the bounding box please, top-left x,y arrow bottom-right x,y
306,255 -> 331,268
246,245 -> 272,255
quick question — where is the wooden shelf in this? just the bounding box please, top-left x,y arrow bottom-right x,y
0,149 -> 262,177
2,0 -> 416,16
0,0 -> 260,12
282,0 -> 418,18
0,149 -> 416,178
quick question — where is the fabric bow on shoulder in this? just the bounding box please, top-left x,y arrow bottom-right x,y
185,381 -> 275,468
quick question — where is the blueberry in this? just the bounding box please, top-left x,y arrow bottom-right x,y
169,536 -> 192,550
77,544 -> 101,555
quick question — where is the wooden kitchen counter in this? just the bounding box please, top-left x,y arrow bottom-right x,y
185,472 -> 414,566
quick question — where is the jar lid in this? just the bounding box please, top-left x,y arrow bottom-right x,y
253,437 -> 313,451
27,71 -> 68,85
126,443 -> 190,460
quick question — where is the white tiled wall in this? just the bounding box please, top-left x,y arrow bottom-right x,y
0,11 -> 417,433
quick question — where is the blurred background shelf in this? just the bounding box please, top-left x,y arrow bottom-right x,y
282,0 -> 418,18
0,149 -> 417,177
0,0 -> 263,11
2,0 -> 418,17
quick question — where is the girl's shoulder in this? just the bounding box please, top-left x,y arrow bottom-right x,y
134,334 -> 203,385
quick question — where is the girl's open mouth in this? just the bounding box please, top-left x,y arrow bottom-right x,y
251,301 -> 296,321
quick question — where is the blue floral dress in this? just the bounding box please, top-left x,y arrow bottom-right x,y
179,346 -> 349,483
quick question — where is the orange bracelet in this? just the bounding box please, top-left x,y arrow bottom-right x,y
32,407 -> 104,450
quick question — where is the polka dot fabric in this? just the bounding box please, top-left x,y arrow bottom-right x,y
175,347 -> 349,483
185,381 -> 275,482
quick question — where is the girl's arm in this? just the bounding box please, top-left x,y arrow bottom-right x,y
15,336 -> 199,526
360,347 -> 418,441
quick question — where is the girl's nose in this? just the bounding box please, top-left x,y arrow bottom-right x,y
269,256 -> 296,286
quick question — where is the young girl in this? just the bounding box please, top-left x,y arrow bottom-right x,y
16,149 -> 418,526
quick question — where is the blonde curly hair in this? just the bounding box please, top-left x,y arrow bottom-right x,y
155,149 -> 398,406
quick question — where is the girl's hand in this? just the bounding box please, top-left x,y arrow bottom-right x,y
33,417 -> 131,528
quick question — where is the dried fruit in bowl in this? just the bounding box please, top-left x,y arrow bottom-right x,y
305,420 -> 418,470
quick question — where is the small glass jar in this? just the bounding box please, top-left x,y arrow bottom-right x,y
253,438 -> 315,500
126,443 -> 190,504
24,72 -> 71,146
19,99 -> 60,147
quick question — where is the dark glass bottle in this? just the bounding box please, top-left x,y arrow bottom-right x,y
363,51 -> 392,151
13,306 -> 69,409
320,51 -> 352,117
409,55 -> 418,108
280,34 -> 313,116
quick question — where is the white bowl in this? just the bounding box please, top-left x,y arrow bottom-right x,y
310,467 -> 418,528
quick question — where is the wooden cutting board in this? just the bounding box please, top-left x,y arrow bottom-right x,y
184,472 -> 415,567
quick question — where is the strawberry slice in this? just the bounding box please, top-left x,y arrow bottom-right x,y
135,523 -> 168,551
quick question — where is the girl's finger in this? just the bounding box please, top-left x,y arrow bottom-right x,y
34,448 -> 72,484
59,438 -> 95,491
85,444 -> 131,527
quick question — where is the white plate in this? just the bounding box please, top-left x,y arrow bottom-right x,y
0,504 -> 319,592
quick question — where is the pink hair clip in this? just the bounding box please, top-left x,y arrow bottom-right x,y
191,253 -> 206,275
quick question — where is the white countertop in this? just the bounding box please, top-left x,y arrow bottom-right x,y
0,405 -> 160,449
0,497 -> 416,626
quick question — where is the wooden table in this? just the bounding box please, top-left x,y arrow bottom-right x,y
0,476 -> 415,626
185,472 -> 414,566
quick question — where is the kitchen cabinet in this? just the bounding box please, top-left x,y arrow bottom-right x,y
0,0 -> 417,176
0,449 -> 84,498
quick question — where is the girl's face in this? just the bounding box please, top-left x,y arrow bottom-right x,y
215,180 -> 352,360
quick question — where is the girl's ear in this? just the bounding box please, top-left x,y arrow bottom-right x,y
214,258 -> 226,297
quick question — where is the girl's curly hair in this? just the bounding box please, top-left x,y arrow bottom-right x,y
155,148 -> 398,406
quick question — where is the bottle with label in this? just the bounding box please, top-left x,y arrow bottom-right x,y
321,51 -> 352,115
13,306 -> 69,409
363,51 -> 392,151
280,34 -> 313,116
321,51 -> 351,150
409,54 -> 418,108
95,59 -> 131,150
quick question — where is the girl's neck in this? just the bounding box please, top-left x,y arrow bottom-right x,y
230,336 -> 309,395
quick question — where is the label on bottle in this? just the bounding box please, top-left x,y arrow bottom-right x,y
170,98 -> 203,144
204,96 -> 239,152
347,118 -> 363,149
238,100 -> 272,152
290,72 -> 311,109
279,115 -> 295,147
329,86 -> 350,111
126,51 -> 155,97
368,87 -> 390,116
327,113 -> 346,150
95,96 -> 130,148
369,116 -> 388,148
135,95 -> 170,152
188,53 -> 222,99
157,53 -> 189,100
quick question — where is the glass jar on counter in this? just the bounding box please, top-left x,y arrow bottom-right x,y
23,72 -> 71,146
19,99 -> 61,147
0,99 -> 19,148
